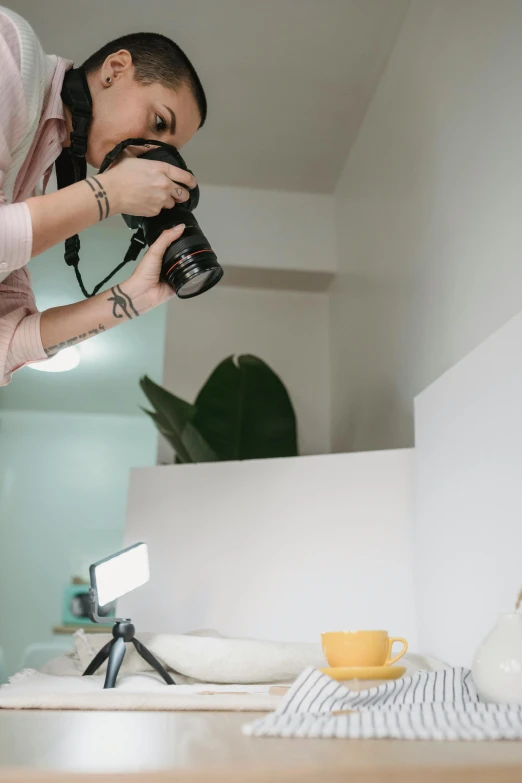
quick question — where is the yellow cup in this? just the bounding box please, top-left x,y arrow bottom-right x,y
321,630 -> 408,668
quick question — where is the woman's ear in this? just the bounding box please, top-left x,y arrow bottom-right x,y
99,50 -> 133,86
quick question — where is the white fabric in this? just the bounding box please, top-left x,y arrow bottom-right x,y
40,629 -> 441,684
41,628 -> 325,683
0,669 -> 281,711
244,666 -> 522,740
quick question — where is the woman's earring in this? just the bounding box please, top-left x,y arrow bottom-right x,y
106,77 -> 111,84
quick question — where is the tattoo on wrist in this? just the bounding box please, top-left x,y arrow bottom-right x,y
85,177 -> 110,220
44,323 -> 106,357
107,284 -> 140,320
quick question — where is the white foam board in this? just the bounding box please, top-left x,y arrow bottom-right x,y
120,451 -> 417,647
415,311 -> 522,665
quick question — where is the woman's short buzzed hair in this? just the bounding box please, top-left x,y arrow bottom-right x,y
82,32 -> 207,127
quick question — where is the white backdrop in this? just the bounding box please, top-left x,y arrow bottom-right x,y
415,310 -> 522,666
120,450 -> 417,649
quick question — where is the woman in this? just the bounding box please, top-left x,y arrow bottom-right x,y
0,5 -> 206,383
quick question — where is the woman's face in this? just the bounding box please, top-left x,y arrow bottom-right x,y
78,50 -> 202,168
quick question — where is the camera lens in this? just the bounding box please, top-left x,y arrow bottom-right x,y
141,204 -> 223,298
161,235 -> 223,298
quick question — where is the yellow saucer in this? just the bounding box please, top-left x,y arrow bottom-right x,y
319,665 -> 406,681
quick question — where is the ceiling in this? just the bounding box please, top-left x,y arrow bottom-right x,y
8,0 -> 409,193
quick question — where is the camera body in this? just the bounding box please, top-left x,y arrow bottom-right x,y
121,145 -> 223,298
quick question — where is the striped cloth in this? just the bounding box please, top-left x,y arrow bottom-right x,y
243,666 -> 522,740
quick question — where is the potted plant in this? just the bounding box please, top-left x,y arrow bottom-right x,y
140,354 -> 298,463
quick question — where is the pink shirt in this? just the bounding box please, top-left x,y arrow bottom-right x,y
0,8 -> 72,385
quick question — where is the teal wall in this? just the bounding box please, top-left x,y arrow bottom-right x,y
0,410 -> 158,676
0,217 -> 166,678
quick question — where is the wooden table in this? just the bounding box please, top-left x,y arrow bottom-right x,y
1,710 -> 522,782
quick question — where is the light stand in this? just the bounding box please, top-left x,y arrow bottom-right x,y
82,544 -> 175,689
82,603 -> 175,689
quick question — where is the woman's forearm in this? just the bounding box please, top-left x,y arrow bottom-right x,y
39,222 -> 182,360
40,278 -> 148,356
26,172 -> 118,258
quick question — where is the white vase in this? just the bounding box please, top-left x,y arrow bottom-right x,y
472,612 -> 522,704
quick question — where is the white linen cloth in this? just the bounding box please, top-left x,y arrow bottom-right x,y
40,629 -> 442,683
41,628 -> 326,683
0,668 -> 281,711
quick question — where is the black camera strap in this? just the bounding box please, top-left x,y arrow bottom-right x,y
57,70 -> 152,297
57,67 -> 91,289
60,67 -> 90,175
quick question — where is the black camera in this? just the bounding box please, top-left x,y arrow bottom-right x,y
121,145 -> 223,299
59,135 -> 224,300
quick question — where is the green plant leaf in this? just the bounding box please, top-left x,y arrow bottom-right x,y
181,422 -> 219,463
140,407 -> 191,463
139,376 -> 194,463
139,384 -> 218,464
192,354 -> 298,460
140,376 -> 193,429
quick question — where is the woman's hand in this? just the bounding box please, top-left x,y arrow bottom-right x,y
101,153 -> 196,217
125,225 -> 186,313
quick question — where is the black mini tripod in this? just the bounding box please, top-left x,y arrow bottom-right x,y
82,619 -> 175,689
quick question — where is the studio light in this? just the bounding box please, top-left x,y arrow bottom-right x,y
83,543 -> 174,689
29,346 -> 80,373
94,542 -> 150,607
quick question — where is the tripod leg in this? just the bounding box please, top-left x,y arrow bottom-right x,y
83,639 -> 113,676
132,638 -> 175,685
104,636 -> 126,689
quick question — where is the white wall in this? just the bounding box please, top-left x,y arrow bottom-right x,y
330,0 -> 522,452
157,181 -> 335,460
160,285 -> 331,459
197,184 -> 336,274
415,310 -> 522,666
121,450 -> 417,648
0,410 -> 158,675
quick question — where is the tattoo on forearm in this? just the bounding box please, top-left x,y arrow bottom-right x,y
107,284 -> 140,320
85,177 -> 110,220
44,323 -> 106,357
